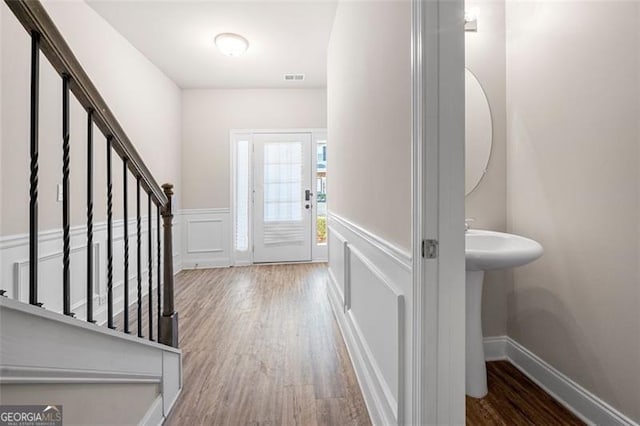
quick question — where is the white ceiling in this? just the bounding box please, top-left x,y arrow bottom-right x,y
87,1 -> 337,89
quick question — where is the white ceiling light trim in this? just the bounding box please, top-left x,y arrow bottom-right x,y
215,33 -> 249,57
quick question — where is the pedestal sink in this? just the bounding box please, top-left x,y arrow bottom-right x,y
465,229 -> 543,398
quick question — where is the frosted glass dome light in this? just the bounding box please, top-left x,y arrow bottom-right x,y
215,33 -> 249,57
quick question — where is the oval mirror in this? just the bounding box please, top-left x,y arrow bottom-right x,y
465,68 -> 493,195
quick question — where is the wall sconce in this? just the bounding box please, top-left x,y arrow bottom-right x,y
465,9 -> 478,32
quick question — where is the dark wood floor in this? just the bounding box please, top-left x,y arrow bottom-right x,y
467,361 -> 584,426
164,264 -> 371,426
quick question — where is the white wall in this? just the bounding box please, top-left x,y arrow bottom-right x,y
506,1 -> 640,422
1,0 -> 182,235
327,2 -> 412,424
180,89 -> 326,268
327,1 -> 411,252
465,0 -> 508,338
181,88 -> 326,209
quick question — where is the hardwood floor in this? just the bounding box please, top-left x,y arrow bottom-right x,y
466,361 -> 585,426
127,263 -> 583,425
163,264 -> 371,426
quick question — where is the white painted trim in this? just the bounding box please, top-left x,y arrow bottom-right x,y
327,275 -> 390,426
1,215 -> 182,312
412,0 -> 466,423
179,208 -> 231,269
1,296 -> 182,423
343,240 -> 351,311
482,336 -> 509,361
0,297 -> 180,354
0,217 -> 149,249
12,243 -> 100,303
0,366 -> 161,384
139,395 -> 164,426
162,388 -> 182,423
483,336 -> 638,426
231,128 -> 327,134
230,131 -> 254,265
311,130 -> 328,262
180,258 -> 231,269
181,208 -> 230,216
328,213 -> 411,270
352,247 -> 405,423
185,218 -> 225,254
327,219 -> 410,425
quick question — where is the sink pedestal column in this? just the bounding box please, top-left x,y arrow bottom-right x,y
466,269 -> 488,398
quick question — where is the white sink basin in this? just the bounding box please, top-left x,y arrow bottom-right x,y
466,229 -> 543,271
465,229 -> 543,399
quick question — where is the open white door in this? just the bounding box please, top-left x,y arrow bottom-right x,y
253,133 -> 313,263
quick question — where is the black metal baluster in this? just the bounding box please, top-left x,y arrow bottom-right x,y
148,193 -> 153,341
107,136 -> 114,329
86,109 -> 95,323
123,158 -> 130,333
29,31 -> 41,307
157,205 -> 161,341
137,178 -> 143,338
62,74 -> 72,317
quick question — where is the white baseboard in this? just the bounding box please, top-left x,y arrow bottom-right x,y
483,336 -> 638,426
139,394 -> 164,426
483,336 -> 509,361
180,258 -> 231,269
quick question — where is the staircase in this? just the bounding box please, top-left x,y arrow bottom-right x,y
0,1 -> 181,424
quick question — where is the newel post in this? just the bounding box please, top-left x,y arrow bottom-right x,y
160,183 -> 179,347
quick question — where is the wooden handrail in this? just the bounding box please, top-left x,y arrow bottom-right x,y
4,0 -> 167,206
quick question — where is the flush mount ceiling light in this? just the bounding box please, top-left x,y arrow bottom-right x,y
215,33 -> 249,57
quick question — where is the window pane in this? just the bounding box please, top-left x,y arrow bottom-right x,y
264,142 -> 303,222
235,140 -> 249,251
316,141 -> 327,244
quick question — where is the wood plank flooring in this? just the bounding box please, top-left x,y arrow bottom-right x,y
164,264 -> 371,426
466,361 -> 585,426
148,263 -> 583,425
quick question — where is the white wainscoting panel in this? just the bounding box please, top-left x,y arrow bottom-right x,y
0,217 -> 182,324
327,212 -> 412,426
327,227 -> 347,306
483,336 -> 639,426
180,209 -> 231,269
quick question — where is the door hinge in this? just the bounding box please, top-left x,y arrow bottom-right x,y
422,239 -> 438,259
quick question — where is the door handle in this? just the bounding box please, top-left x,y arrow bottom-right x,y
305,189 -> 312,201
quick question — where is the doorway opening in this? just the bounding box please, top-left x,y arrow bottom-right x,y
231,129 -> 328,265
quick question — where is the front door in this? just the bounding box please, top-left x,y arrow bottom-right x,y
253,133 -> 313,263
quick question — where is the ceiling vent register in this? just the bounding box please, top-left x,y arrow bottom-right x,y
284,73 -> 305,81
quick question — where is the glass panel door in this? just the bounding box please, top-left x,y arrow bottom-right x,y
253,133 -> 312,263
